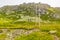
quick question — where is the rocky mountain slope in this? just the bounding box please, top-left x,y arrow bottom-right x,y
0,2 -> 60,23
0,2 -> 60,40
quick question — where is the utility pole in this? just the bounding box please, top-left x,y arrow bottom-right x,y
35,5 -> 37,27
35,4 -> 41,28
35,5 -> 40,28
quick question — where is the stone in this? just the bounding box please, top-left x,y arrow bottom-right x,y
49,30 -> 57,34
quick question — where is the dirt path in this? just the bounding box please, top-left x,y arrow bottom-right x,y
4,29 -> 40,40
52,35 -> 59,40
1,29 -> 60,40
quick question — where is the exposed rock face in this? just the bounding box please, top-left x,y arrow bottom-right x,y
53,13 -> 60,19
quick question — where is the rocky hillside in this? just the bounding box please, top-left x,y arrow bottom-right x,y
0,3 -> 60,23
0,2 -> 60,40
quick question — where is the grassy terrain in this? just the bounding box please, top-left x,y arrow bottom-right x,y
0,2 -> 60,40
0,33 -> 7,40
0,21 -> 60,40
14,32 -> 54,40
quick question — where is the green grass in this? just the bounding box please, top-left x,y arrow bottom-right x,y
0,34 -> 7,40
14,32 -> 54,40
0,20 -> 60,40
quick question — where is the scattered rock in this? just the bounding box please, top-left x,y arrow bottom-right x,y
49,30 -> 57,34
